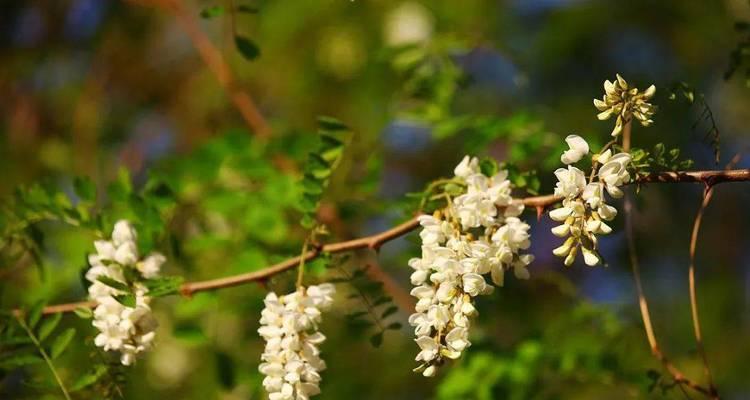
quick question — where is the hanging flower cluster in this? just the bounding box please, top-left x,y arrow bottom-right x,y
594,74 -> 656,137
85,220 -> 166,365
258,284 -> 336,400
550,141 -> 632,266
551,75 -> 654,266
409,156 -> 533,377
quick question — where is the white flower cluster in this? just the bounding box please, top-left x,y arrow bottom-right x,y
551,135 -> 632,266
594,74 -> 656,137
258,284 -> 336,400
85,220 -> 165,366
409,156 -> 532,377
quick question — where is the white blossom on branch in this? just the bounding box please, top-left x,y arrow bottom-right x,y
594,74 -> 656,137
409,156 -> 532,377
86,220 -> 165,366
258,284 -> 335,400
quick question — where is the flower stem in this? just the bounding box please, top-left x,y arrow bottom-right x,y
296,238 -> 310,290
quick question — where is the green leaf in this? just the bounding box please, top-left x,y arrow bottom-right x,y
143,276 -> 184,297
73,177 -> 96,202
114,294 -> 136,308
373,296 -> 393,307
74,307 -> 93,319
70,364 -> 108,392
37,313 -> 62,341
97,276 -> 129,292
317,116 -> 348,131
653,143 -> 665,158
200,5 -> 224,18
386,322 -> 402,330
479,158 -> 499,177
298,117 -> 350,229
381,306 -> 398,319
27,301 -> 45,329
370,332 -> 384,348
346,311 -> 369,320
0,353 -> 44,369
50,328 -> 75,359
235,36 -> 260,61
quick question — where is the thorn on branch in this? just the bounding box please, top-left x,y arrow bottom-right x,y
535,206 -> 544,221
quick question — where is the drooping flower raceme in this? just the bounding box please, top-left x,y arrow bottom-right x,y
594,74 -> 656,137
548,74 -> 655,267
86,220 -> 166,366
258,284 -> 335,400
550,136 -> 634,266
409,156 -> 533,377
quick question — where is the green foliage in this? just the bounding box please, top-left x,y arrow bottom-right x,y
143,276 -> 185,298
389,40 -> 556,166
725,21 -> 750,87
501,162 -> 541,196
437,302 -> 641,400
200,6 -> 225,19
235,36 -> 261,61
629,143 -> 695,181
0,303 -> 78,398
667,82 -> 721,163
389,39 -> 467,131
298,117 -> 350,229
331,263 -> 401,348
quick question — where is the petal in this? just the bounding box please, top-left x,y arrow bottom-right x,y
551,224 -> 570,237
564,135 -> 589,155
549,207 -> 572,222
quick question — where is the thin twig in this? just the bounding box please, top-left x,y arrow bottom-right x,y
140,0 -> 271,137
622,122 -> 715,398
686,155 -> 741,399
688,185 -> 718,398
296,238 -> 309,289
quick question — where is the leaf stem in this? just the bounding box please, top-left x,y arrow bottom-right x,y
15,314 -> 72,400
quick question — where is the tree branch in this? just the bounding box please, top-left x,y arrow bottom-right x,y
28,167 -> 750,316
623,123 -> 717,399
133,0 -> 272,137
685,155 -> 740,399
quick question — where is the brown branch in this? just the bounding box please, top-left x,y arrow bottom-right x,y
622,122 -> 717,398
685,154 -> 740,399
688,185 -> 718,398
29,167 -> 750,316
135,0 -> 271,138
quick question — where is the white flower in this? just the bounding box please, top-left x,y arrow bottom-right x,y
560,135 -> 589,165
418,215 -> 447,246
598,152 -> 631,198
415,336 -> 440,362
409,156 -> 534,376
453,155 -> 479,179
594,74 -> 657,136
549,133 -> 633,267
554,166 -> 586,199
112,220 -> 137,247
87,220 -> 162,366
138,253 -> 165,279
258,285 -> 334,400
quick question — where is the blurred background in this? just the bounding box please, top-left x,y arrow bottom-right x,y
1,0 -> 750,399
